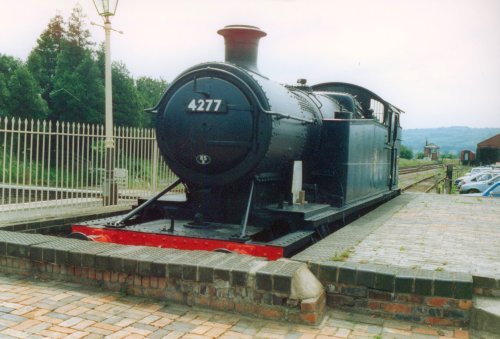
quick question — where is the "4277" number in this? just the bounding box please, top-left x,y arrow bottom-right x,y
186,98 -> 226,112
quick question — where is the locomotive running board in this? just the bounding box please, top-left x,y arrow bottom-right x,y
71,217 -> 287,260
71,224 -> 285,260
71,190 -> 400,261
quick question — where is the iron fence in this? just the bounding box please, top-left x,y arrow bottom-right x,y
0,117 -> 181,213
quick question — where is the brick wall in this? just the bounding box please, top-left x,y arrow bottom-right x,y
309,261 -> 473,326
0,230 -> 325,325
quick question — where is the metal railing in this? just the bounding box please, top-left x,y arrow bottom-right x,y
0,117 -> 181,213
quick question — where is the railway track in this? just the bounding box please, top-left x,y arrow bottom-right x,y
399,164 -> 443,175
402,173 -> 441,192
399,164 -> 445,192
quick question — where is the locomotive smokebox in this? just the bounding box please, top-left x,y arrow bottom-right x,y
217,25 -> 267,73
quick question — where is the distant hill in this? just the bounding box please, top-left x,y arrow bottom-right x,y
401,127 -> 500,155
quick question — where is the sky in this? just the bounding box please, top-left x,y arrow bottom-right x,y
1,0 -> 500,130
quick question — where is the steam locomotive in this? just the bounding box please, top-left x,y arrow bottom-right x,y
72,25 -> 403,259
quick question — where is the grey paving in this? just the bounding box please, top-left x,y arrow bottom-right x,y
295,192 -> 500,280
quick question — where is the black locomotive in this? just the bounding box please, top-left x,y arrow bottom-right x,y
73,25 -> 403,259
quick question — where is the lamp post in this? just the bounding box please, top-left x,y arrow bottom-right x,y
93,0 -> 119,205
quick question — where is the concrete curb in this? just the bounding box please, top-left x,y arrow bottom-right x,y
471,296 -> 500,336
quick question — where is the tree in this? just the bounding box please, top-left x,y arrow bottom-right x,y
96,47 -> 168,127
27,6 -> 96,122
66,5 -> 92,49
26,14 -> 65,111
0,54 -> 22,117
96,47 -> 142,127
0,54 -> 22,74
111,61 -> 140,127
6,66 -> 48,120
0,74 -> 8,117
0,55 -> 47,119
400,145 -> 413,159
135,76 -> 168,127
51,45 -> 103,123
50,6 -> 103,123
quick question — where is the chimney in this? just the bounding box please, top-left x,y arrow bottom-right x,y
217,25 -> 267,73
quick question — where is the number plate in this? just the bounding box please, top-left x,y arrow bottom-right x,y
186,98 -> 227,113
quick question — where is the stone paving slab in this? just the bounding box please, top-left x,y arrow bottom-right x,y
0,274 -> 471,338
0,202 -> 131,228
294,192 -> 500,280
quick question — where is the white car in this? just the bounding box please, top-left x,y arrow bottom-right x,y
459,174 -> 500,194
457,171 -> 500,189
454,167 -> 492,186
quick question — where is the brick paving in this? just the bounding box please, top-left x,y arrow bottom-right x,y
0,274 -> 470,338
348,193 -> 500,278
295,192 -> 500,279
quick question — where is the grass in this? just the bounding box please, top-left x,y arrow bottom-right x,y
399,159 -> 440,168
331,248 -> 354,262
0,146 -> 167,189
0,151 -> 60,186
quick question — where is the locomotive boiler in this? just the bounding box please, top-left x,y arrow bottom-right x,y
72,25 -> 403,259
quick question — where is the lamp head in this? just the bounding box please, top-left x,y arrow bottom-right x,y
93,0 -> 119,18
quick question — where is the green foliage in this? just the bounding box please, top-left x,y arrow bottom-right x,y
400,145 -> 413,159
0,75 -> 8,117
27,14 -> 65,109
440,152 -> 457,159
111,62 -> 140,127
66,5 -> 92,49
6,66 -> 48,120
399,158 -> 440,168
0,55 -> 48,120
0,54 -> 22,74
331,248 -> 354,261
52,43 -> 103,123
136,76 -> 168,128
0,54 -> 22,117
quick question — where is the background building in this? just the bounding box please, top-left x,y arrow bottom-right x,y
476,134 -> 500,165
423,140 -> 440,160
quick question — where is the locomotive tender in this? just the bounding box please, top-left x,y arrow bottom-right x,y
72,25 -> 403,259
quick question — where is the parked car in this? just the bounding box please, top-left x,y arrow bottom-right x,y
459,174 -> 500,194
454,167 -> 492,186
457,171 -> 500,189
482,182 -> 500,197
462,181 -> 500,197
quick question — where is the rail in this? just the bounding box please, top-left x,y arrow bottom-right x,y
399,164 -> 442,175
399,163 -> 450,193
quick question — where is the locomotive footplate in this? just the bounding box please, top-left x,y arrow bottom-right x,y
71,216 -> 287,260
